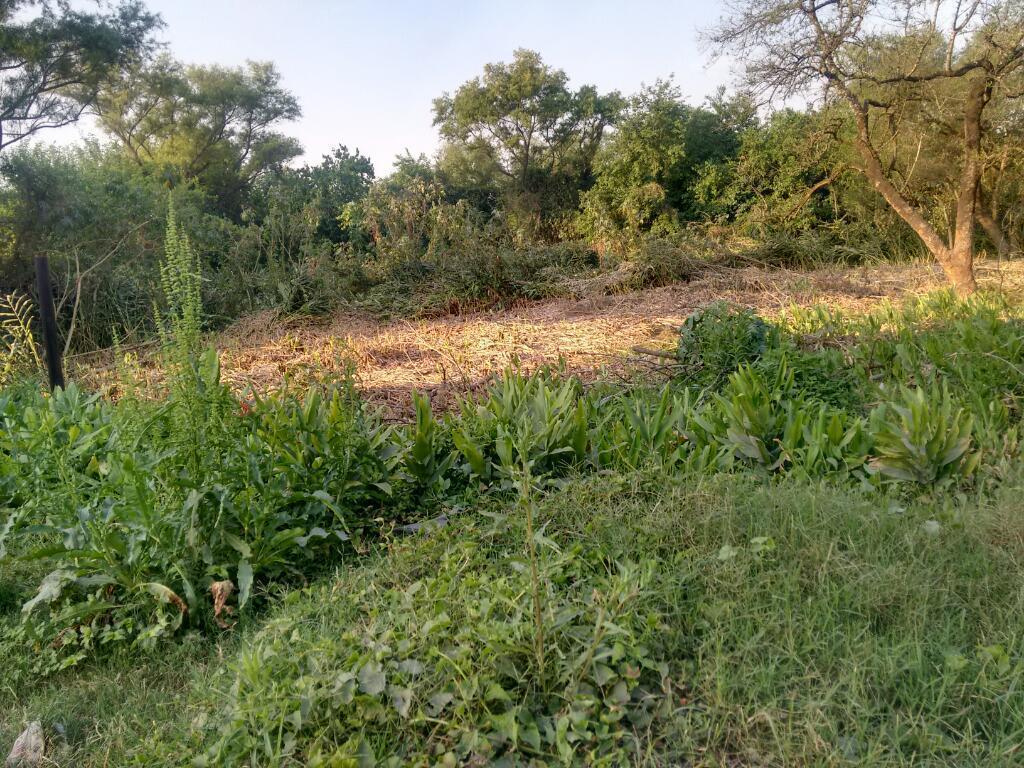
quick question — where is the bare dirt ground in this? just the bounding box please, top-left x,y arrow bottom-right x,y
74,260 -> 1024,417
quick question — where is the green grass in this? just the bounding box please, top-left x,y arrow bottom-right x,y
0,637 -> 226,765
0,552 -> 234,764
7,469 -> 1022,765
5,288 -> 1024,765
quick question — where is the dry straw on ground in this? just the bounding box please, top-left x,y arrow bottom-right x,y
72,260 -> 1024,418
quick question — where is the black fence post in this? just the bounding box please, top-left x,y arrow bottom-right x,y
34,255 -> 65,391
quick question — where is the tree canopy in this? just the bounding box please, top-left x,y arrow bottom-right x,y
433,49 -> 624,233
94,56 -> 302,216
710,0 -> 1024,293
0,0 -> 160,151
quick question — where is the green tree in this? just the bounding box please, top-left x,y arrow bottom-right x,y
579,81 -> 753,246
433,48 -> 623,235
95,56 -> 302,217
0,144 -> 213,351
295,145 -> 374,242
0,0 -> 160,151
579,80 -> 689,245
348,153 -> 444,260
710,0 -> 1024,294
435,141 -> 504,216
718,108 -> 848,235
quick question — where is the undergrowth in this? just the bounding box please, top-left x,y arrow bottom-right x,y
132,471 -> 1024,765
2,221 -> 1024,764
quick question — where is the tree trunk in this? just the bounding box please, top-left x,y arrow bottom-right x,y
942,241 -> 978,293
944,77 -> 992,295
840,81 -> 984,296
976,205 -> 1011,258
846,104 -> 975,294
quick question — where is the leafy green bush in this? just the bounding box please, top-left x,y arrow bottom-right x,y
0,214 -> 416,668
858,294 -> 1024,421
359,241 -> 594,318
453,371 -> 591,488
164,537 -> 674,767
626,238 -> 706,289
868,384 -> 980,487
2,289 -> 1021,679
759,346 -> 867,411
248,382 -> 403,533
0,291 -> 41,387
399,392 -> 457,505
0,376 -> 421,670
677,301 -> 774,386
599,387 -> 689,470
683,363 -> 870,479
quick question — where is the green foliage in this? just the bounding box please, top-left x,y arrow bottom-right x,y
161,537 -> 672,767
855,293 -> 1024,422
760,345 -> 867,411
677,301 -> 773,386
600,387 -> 690,470
719,109 -> 847,236
623,237 -> 707,290
291,145 -> 375,243
118,466 -> 1024,767
250,382 -> 404,533
400,392 -> 455,504
221,178 -> 370,318
453,371 -> 590,488
2,291 -> 1021,686
0,290 -> 41,386
684,362 -> 869,478
0,144 -> 218,351
3,291 -> 1024,767
868,384 -> 980,487
579,82 -> 754,248
548,472 -> 1024,765
433,48 -> 624,238
95,56 -> 302,218
0,0 -> 160,151
694,363 -> 799,469
157,203 -> 204,362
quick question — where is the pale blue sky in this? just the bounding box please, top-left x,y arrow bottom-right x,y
58,1 -> 733,173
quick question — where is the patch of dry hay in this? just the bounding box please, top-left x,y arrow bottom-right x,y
71,259 -> 1024,419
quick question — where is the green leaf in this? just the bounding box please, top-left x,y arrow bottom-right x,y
717,544 -> 739,561
485,682 -> 512,702
224,532 -> 252,559
490,709 -> 518,745
396,659 -> 425,677
388,685 -> 413,718
426,691 -> 453,716
22,569 -> 77,614
237,560 -> 254,609
358,662 -> 386,695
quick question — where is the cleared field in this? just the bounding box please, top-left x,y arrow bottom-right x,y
75,260 -> 1023,417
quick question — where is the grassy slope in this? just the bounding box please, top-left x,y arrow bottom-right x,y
6,470 -> 1023,766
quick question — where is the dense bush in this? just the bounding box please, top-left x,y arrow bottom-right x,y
676,301 -> 773,385
185,543 -> 671,766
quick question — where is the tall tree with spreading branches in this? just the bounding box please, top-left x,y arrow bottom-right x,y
710,0 -> 1024,294
433,49 -> 624,233
94,56 -> 302,216
0,0 -> 161,151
